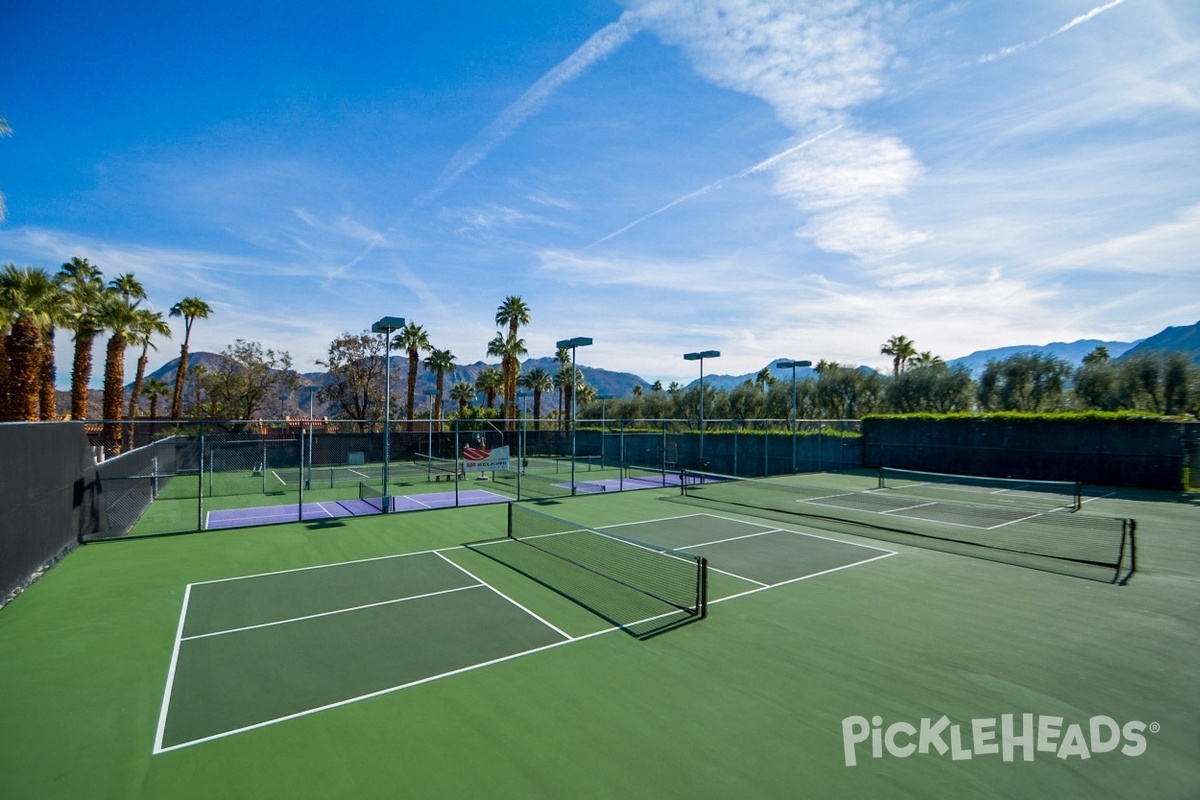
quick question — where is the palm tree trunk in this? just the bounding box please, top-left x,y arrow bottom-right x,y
7,319 -> 42,421
128,347 -> 149,419
39,330 -> 56,420
102,336 -> 126,456
171,344 -> 189,420
126,346 -> 150,450
70,331 -> 96,420
406,350 -> 418,431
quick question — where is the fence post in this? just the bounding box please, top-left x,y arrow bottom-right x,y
196,421 -> 205,531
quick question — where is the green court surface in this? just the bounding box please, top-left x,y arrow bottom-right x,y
1,478 -> 1197,799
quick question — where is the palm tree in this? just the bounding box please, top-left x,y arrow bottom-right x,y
142,377 -> 170,419
913,351 -> 944,368
554,362 -> 584,433
0,265 -> 60,421
1083,345 -> 1111,366
127,308 -> 171,420
450,380 -> 475,413
487,331 -> 527,423
97,294 -> 142,454
168,296 -> 212,419
37,279 -> 69,420
57,257 -> 106,419
881,335 -> 918,376
475,367 -> 504,409
553,345 -> 571,419
518,367 -> 553,430
423,347 -> 456,431
755,366 -> 778,392
494,296 -> 531,426
393,322 -> 430,430
109,273 -> 146,303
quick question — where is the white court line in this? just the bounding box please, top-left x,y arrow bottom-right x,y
271,470 -> 287,486
181,584 -> 484,642
434,551 -> 573,641
153,583 -> 193,754
713,551 -> 898,605
153,514 -> 899,754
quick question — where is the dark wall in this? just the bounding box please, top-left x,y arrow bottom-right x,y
0,422 -> 106,605
862,418 -> 1188,490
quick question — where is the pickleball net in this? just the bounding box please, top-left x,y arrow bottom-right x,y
501,502 -> 708,636
877,467 -> 1081,511
679,470 -> 1135,584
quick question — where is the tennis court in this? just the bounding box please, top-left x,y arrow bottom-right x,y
1,473 -> 1197,799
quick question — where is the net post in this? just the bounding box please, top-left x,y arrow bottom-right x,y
1073,481 -> 1083,512
698,557 -> 708,619
878,466 -> 886,489
506,502 -> 514,540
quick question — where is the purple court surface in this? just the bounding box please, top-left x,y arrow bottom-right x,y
204,489 -> 508,530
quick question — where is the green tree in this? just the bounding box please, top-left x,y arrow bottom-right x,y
754,367 -> 778,392
190,340 -> 295,423
0,265 -> 61,422
127,308 -> 171,419
393,322 -> 430,429
109,273 -> 146,303
57,257 -> 106,420
168,296 -> 213,420
978,353 -> 1072,412
450,380 -> 475,413
475,367 -> 504,409
317,331 -> 387,429
424,347 -> 457,430
553,346 -> 571,418
881,335 -> 918,376
814,363 -> 885,419
97,294 -> 142,453
487,331 -> 527,425
518,367 -> 553,430
885,363 -> 975,413
495,296 -> 531,426
142,376 -> 171,420
1082,345 -> 1111,365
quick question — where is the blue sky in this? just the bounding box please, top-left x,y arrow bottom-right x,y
2,0 -> 1198,386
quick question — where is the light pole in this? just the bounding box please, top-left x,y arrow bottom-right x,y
371,316 -> 405,511
775,360 -> 811,474
556,336 -> 593,495
303,384 -> 319,488
517,392 -> 534,471
425,389 -> 438,481
684,350 -> 720,468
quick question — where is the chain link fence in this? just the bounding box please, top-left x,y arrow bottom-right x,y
84,417 -> 864,537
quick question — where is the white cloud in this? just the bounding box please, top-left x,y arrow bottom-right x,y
624,0 -> 925,262
1042,203 -> 1200,275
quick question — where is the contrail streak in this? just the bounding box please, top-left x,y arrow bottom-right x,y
980,0 -> 1127,63
333,12 -> 641,275
584,124 -> 845,250
426,11 -> 642,202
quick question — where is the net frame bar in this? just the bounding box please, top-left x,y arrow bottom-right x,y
506,503 -> 708,618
